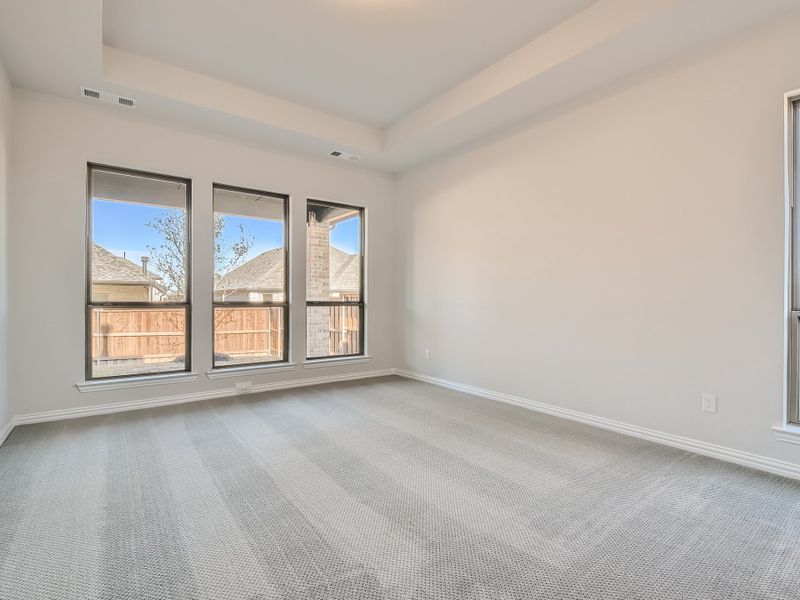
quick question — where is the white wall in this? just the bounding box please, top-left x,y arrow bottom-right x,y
396,15 -> 800,464
9,90 -> 395,416
0,59 -> 11,432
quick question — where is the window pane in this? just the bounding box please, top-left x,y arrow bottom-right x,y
214,186 -> 286,302
307,305 -> 360,358
794,102 -> 800,423
89,307 -> 186,378
306,201 -> 361,302
90,168 -> 189,303
794,103 -> 800,311
214,306 -> 285,367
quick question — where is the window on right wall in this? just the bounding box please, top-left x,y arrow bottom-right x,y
789,97 -> 800,425
306,200 -> 364,359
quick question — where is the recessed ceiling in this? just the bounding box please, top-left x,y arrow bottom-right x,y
2,0 -> 800,172
102,0 -> 596,127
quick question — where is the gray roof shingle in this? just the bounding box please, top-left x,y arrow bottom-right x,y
216,246 -> 358,293
329,247 -> 359,293
91,243 -> 163,288
216,247 -> 284,292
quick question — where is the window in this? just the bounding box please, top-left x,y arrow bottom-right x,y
87,165 -> 191,379
213,184 -> 289,368
306,200 -> 364,359
789,99 -> 800,424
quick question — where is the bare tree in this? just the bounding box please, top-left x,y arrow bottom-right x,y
145,209 -> 187,301
214,214 -> 253,280
146,210 -> 252,301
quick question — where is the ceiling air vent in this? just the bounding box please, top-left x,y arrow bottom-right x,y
80,87 -> 136,109
329,150 -> 362,161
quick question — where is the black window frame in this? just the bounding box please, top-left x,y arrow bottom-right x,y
212,182 -> 290,369
788,98 -> 800,425
85,163 -> 192,381
305,198 -> 365,360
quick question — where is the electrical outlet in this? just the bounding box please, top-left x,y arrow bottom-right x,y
701,393 -> 717,413
425,349 -> 430,360
236,381 -> 253,395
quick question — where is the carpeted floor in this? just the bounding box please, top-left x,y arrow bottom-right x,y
1,375 -> 799,599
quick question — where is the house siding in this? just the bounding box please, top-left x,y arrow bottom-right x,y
91,284 -> 152,302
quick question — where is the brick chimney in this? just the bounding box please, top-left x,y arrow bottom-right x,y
306,211 -> 331,357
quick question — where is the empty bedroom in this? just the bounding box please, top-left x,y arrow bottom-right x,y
1,1 -> 800,598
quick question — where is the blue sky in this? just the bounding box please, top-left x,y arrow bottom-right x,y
92,199 -> 360,276
216,214 -> 284,262
330,216 -> 360,254
92,200 -> 166,267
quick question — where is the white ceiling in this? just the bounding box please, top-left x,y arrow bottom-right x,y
103,0 -> 596,128
2,0 -> 800,172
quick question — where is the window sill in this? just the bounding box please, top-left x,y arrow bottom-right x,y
206,362 -> 296,380
76,371 -> 199,393
772,424 -> 800,445
303,355 -> 371,369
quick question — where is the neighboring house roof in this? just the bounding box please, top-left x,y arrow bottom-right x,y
330,247 -> 359,293
91,243 -> 164,288
216,246 -> 358,293
216,247 -> 284,292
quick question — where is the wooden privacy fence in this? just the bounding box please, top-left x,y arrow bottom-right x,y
214,306 -> 283,358
90,308 -> 186,362
329,305 -> 360,355
91,305 -> 358,361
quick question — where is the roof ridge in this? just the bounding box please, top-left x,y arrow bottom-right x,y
91,242 -> 163,285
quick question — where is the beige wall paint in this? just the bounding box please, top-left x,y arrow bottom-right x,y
9,90 -> 395,415
396,15 -> 800,463
0,59 -> 11,432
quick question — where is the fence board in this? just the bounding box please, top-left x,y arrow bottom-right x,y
92,305 -> 355,362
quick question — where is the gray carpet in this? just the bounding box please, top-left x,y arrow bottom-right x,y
1,376 -> 799,599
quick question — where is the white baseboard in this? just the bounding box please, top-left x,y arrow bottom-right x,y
8,365 -> 798,481
396,369 -> 800,481
10,369 -> 395,429
0,418 -> 14,447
